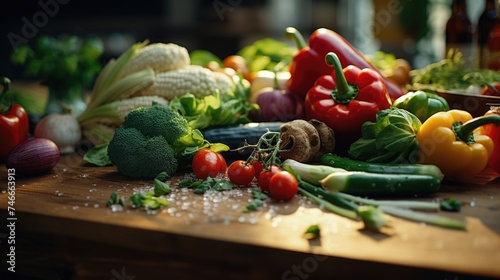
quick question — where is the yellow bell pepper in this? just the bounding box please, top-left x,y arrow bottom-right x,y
416,109 -> 500,182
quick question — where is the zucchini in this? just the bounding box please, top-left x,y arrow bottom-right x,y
201,122 -> 283,159
320,172 -> 441,197
320,153 -> 444,180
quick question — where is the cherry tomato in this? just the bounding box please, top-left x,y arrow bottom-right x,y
268,171 -> 298,201
257,165 -> 282,192
227,160 -> 255,186
192,148 -> 227,180
251,160 -> 264,178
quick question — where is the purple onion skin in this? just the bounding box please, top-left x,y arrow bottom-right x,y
6,138 -> 60,176
254,89 -> 304,122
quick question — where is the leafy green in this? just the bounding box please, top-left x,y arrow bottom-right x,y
348,108 -> 422,163
83,143 -> 111,166
237,38 -> 296,73
169,75 -> 257,130
11,35 -> 104,115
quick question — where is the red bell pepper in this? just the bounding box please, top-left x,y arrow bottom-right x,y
0,77 -> 29,162
285,27 -> 405,102
305,52 -> 392,153
483,107 -> 500,174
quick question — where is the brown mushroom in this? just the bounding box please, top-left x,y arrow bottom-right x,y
279,119 -> 321,163
308,119 -> 335,161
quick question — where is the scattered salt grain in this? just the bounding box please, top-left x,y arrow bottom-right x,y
470,198 -> 476,207
110,204 -> 124,212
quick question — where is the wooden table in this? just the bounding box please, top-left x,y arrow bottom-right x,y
1,154 -> 499,280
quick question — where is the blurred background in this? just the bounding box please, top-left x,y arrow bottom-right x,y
0,0 -> 488,80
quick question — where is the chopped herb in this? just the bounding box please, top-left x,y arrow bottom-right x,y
303,224 -> 321,240
179,178 -> 201,188
243,199 -> 266,213
106,191 -> 124,207
251,188 -> 269,200
155,171 -> 171,182
440,198 -> 461,212
358,205 -> 393,231
154,178 -> 172,196
243,188 -> 270,212
129,189 -> 168,211
130,191 -> 148,208
193,177 -> 235,194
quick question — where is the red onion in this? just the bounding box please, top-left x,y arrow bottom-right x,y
252,89 -> 304,122
6,138 -> 60,176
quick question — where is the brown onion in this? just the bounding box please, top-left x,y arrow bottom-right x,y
6,138 -> 60,176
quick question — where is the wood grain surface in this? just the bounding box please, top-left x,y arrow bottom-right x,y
0,153 -> 499,280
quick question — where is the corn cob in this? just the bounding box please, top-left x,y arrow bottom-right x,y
134,66 -> 223,100
77,95 -> 169,124
120,43 -> 190,77
81,121 -> 117,146
212,71 -> 235,94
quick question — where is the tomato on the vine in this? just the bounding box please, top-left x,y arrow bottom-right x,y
251,161 -> 264,178
257,165 -> 282,192
192,148 -> 227,180
227,160 -> 255,186
250,152 -> 267,178
268,171 -> 298,201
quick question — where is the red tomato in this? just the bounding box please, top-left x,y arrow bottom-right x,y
251,160 -> 264,178
227,160 -> 255,186
268,171 -> 298,201
257,165 -> 282,192
192,148 -> 227,180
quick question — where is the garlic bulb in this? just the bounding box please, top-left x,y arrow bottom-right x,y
34,114 -> 82,154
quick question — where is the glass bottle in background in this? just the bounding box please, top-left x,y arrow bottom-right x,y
487,0 -> 500,69
478,0 -> 497,68
445,0 -> 473,67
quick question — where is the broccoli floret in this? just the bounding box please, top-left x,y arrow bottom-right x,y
106,103 -> 204,179
107,127 -> 178,179
123,104 -> 190,146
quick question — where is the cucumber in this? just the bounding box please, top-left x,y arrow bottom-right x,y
320,172 -> 441,197
201,122 -> 283,159
320,153 -> 444,180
